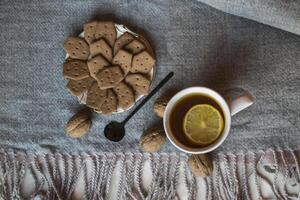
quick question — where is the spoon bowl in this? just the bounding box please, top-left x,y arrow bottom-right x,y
104,121 -> 125,142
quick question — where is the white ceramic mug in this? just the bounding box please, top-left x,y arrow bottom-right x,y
163,87 -> 254,154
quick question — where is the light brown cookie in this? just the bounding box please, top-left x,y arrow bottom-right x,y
131,51 -> 155,74
64,37 -> 90,60
87,55 -> 109,79
96,65 -> 124,89
125,74 -> 150,97
90,39 -> 113,61
95,21 -> 116,47
66,77 -> 95,96
83,21 -> 97,44
113,32 -> 135,55
100,89 -> 118,115
113,82 -> 135,110
125,39 -> 145,54
112,50 -> 132,75
86,82 -> 107,109
63,60 -> 90,80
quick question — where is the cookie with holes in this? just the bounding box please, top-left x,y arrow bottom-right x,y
131,51 -> 155,74
100,89 -> 118,115
112,49 -> 132,75
64,37 -> 90,60
83,21 -> 97,44
63,60 -> 90,80
66,76 -> 95,96
87,55 -> 110,79
95,21 -> 116,47
90,39 -> 113,61
113,81 -> 135,110
125,74 -> 150,98
125,39 -> 145,54
86,82 -> 107,109
113,32 -> 135,55
95,66 -> 124,89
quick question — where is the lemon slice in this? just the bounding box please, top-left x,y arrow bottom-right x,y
183,104 -> 224,145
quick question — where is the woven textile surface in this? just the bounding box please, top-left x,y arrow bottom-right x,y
0,0 -> 299,154
0,0 -> 300,199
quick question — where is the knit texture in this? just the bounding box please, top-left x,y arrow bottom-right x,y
0,0 -> 299,154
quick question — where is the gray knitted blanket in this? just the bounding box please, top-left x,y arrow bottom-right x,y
0,0 -> 299,199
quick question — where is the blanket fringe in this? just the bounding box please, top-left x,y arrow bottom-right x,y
0,149 -> 299,199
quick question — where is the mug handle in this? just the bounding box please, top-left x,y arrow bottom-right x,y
227,90 -> 254,116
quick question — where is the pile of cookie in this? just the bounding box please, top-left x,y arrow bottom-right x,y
63,21 -> 155,115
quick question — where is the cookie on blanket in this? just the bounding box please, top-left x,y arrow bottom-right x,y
100,89 -> 118,115
95,21 -> 116,47
113,82 -> 135,110
63,60 -> 90,80
66,77 -> 95,96
112,49 -> 132,75
86,82 -> 107,109
131,51 -> 155,74
96,66 -> 124,89
125,39 -> 145,54
125,74 -> 150,97
87,55 -> 109,79
113,32 -> 135,55
83,21 -> 97,44
64,37 -> 90,60
90,39 -> 113,61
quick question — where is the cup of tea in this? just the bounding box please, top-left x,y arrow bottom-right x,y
163,87 -> 254,154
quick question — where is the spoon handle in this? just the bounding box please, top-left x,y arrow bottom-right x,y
122,72 -> 174,124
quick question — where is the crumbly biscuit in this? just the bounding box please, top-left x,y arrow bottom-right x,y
113,32 -> 135,55
125,39 -> 145,54
113,82 -> 135,110
83,21 -> 97,44
90,39 -> 113,61
112,49 -> 132,75
100,89 -> 118,115
64,37 -> 90,60
87,55 -> 109,79
66,77 -> 95,96
131,51 -> 155,74
86,82 -> 107,109
96,65 -> 124,89
95,21 -> 116,47
125,74 -> 150,97
63,60 -> 90,80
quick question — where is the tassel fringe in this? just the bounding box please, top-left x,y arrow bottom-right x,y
0,149 -> 299,199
